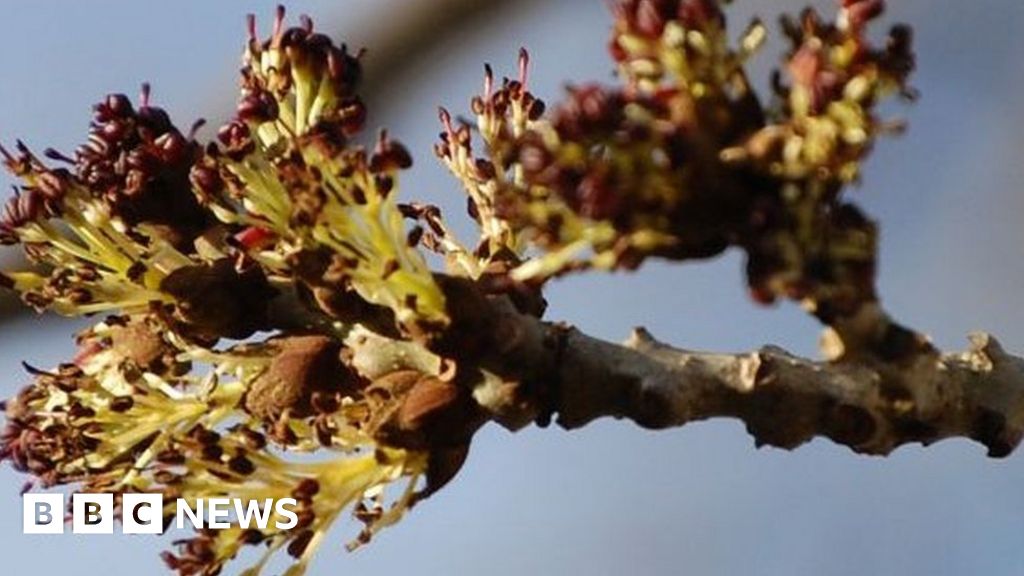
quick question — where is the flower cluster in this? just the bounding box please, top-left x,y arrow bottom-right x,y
193,6 -> 447,333
439,0 -> 768,281
729,0 -> 914,184
0,310 -> 453,576
439,0 -> 914,324
727,0 -> 914,317
609,0 -> 759,94
0,92 -> 272,341
1,1 -> 922,574
434,49 -> 542,271
1,7 -> 480,576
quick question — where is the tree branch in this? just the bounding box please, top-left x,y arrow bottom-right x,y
547,324 -> 1024,458
267,276 -> 1024,459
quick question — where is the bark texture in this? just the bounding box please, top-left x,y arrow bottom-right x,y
545,324 -> 1024,457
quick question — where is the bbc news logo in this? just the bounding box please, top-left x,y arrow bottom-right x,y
23,493 -> 300,534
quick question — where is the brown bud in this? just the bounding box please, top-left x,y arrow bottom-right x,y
397,376 -> 459,432
107,318 -> 171,373
366,369 -> 482,451
243,335 -> 359,420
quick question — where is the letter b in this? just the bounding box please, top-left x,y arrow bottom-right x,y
73,493 -> 114,534
23,493 -> 64,534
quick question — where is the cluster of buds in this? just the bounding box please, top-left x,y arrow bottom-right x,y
726,0 -> 914,318
0,7 -> 491,576
609,0 -> 760,96
440,0 -> 767,282
439,0 -> 912,327
2,84 -> 211,249
0,86 -> 276,342
192,6 -> 447,334
726,0 -> 915,183
0,309 -> 468,575
434,49 -> 543,269
74,85 -> 211,245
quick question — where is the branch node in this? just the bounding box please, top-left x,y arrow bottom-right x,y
967,331 -> 1006,370
738,353 -> 762,392
625,326 -> 659,351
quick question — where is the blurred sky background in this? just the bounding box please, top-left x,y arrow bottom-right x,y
2,1 -> 1024,574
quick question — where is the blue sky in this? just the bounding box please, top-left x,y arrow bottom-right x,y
2,1 -> 1024,574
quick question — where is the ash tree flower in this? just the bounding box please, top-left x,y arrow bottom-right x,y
1,8 -> 469,576
1,2 -> 1023,576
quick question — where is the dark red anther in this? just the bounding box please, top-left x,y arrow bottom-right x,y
518,47 -> 531,88
125,147 -> 157,172
287,530 -> 315,558
136,83 -> 172,135
99,119 -> 130,143
474,158 -> 497,180
240,529 -> 266,545
189,164 -> 223,196
94,93 -> 133,122
292,478 -> 320,500
842,0 -> 885,29
327,45 -> 362,90
406,225 -> 424,248
678,0 -> 723,29
138,106 -> 172,136
369,131 -> 413,173
305,33 -> 333,54
153,131 -> 188,163
246,13 -> 258,45
237,89 -> 279,122
470,95 -> 487,116
272,5 -> 287,46
527,97 -> 546,121
109,396 -> 135,413
483,63 -> 495,99
634,0 -> 668,37
337,98 -> 367,136
83,134 -> 110,158
218,120 -> 252,150
1,190 -> 44,231
188,118 -> 207,140
159,552 -> 180,571
438,107 -> 456,141
375,174 -> 394,197
139,82 -> 152,109
228,454 -> 255,476
34,169 -> 68,200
